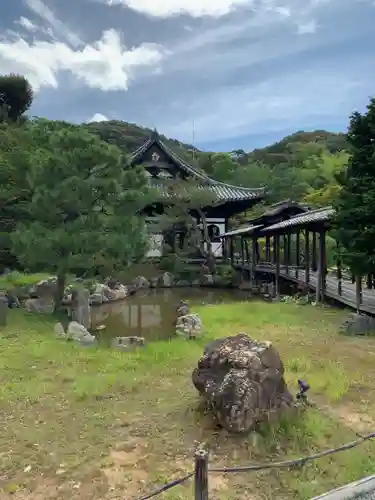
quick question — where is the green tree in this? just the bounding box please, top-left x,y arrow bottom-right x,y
0,74 -> 33,122
150,178 -> 218,274
11,123 -> 150,311
333,97 -> 375,275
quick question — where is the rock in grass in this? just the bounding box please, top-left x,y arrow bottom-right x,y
67,321 -> 96,344
176,313 -> 202,339
192,333 -> 294,433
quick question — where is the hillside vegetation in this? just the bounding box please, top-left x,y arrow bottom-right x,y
88,119 -> 349,210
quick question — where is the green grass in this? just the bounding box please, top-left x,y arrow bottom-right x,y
0,271 -> 52,292
1,301 -> 375,499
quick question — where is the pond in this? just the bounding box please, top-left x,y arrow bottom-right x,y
90,288 -> 250,343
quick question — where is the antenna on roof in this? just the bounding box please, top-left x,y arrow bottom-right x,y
192,119 -> 196,162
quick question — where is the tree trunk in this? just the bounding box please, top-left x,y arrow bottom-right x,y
54,272 -> 66,314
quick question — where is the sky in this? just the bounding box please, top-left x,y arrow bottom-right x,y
0,0 -> 374,152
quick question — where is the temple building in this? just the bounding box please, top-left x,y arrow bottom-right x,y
129,131 -> 265,258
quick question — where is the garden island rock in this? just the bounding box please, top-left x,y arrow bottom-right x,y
192,333 -> 293,433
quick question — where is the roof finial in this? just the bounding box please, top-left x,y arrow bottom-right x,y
150,128 -> 159,140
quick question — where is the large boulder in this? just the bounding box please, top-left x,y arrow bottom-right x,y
192,334 -> 293,433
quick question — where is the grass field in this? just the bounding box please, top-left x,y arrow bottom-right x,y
1,301 -> 375,499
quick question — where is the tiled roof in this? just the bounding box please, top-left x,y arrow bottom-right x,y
130,132 -> 265,202
220,224 -> 264,237
261,206 -> 334,232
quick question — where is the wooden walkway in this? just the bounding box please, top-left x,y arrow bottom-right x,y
234,261 -> 375,315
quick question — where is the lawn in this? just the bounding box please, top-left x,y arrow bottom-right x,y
1,301 -> 375,500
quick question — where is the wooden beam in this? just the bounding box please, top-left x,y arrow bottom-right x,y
275,234 -> 280,298
286,232 -> 291,274
265,236 -> 270,263
296,230 -> 300,280
336,242 -> 342,296
251,236 -> 257,287
355,275 -> 362,312
312,232 -> 317,271
305,230 -> 310,285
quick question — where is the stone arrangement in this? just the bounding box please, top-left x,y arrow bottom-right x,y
340,312 -> 375,336
175,300 -> 203,339
192,333 -> 294,433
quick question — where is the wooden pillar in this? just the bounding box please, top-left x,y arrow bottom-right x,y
275,234 -> 280,298
286,233 -> 291,274
255,238 -> 260,263
305,229 -> 310,285
265,236 -> 271,262
229,237 -> 234,263
367,274 -> 372,290
240,237 -> 245,266
283,235 -> 287,267
355,275 -> 362,313
251,236 -> 257,286
312,232 -> 317,271
336,242 -> 342,296
296,230 -> 300,280
316,231 -> 326,303
244,239 -> 250,269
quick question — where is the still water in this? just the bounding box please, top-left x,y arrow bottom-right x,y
90,288 -> 250,342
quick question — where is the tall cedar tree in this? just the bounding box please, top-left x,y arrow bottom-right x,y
333,97 -> 375,276
11,122 -> 150,311
0,74 -> 33,121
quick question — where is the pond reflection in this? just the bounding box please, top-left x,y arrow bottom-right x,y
91,288 -> 250,343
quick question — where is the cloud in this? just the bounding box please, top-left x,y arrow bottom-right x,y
25,0 -> 82,46
17,16 -> 38,31
89,113 -> 109,122
0,1 -> 164,93
104,0 -> 250,18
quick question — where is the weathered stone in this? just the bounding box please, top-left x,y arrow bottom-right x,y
6,291 -> 20,308
112,284 -> 129,300
176,313 -> 203,339
177,300 -> 190,317
159,272 -> 173,288
150,277 -> 158,288
192,334 -> 293,433
89,293 -> 104,305
0,293 -> 8,326
71,288 -> 91,329
54,322 -> 66,338
340,313 -> 375,336
25,298 -> 54,314
29,277 -> 57,298
111,336 -> 145,351
67,321 -> 96,344
132,276 -> 150,289
94,283 -> 115,300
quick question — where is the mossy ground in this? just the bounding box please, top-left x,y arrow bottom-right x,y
1,301 -> 375,499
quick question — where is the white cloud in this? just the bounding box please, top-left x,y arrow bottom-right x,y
17,17 -> 38,31
104,0 -> 251,18
89,113 -> 109,122
0,29 -> 163,92
25,0 -> 82,46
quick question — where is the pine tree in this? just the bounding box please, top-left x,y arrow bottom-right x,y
333,97 -> 375,275
11,122 -> 150,311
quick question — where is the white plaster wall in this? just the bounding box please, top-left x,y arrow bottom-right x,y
206,218 -> 226,257
146,233 -> 163,257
